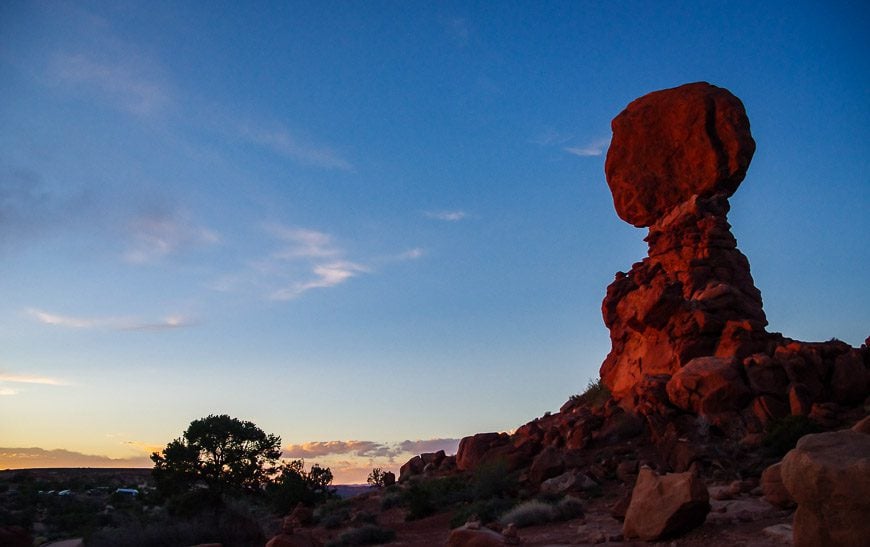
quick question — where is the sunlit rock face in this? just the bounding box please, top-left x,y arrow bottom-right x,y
601,82 -> 768,407
604,82 -> 755,228
600,83 -> 868,425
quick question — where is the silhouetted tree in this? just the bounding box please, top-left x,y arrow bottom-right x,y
266,459 -> 335,512
151,414 -> 282,498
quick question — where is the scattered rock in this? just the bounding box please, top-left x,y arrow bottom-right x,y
761,462 -> 794,509
623,467 -> 710,541
528,446 -> 566,485
762,523 -> 793,544
540,469 -> 597,495
447,525 -> 509,547
780,429 -> 870,547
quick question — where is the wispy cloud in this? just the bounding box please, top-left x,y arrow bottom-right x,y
425,210 -> 468,222
242,126 -> 353,171
563,137 -> 611,157
530,128 -> 573,147
398,438 -> 461,455
265,225 -> 341,260
26,308 -> 194,331
0,372 -> 68,396
124,210 -> 219,264
271,261 -> 369,301
283,441 -> 400,460
0,447 -> 151,469
395,248 -> 425,261
49,52 -> 170,116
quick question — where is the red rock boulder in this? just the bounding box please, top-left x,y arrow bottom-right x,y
666,356 -> 752,417
605,82 -> 755,228
623,467 -> 710,540
780,429 -> 870,547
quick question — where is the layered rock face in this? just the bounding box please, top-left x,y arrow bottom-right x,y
600,82 -> 868,425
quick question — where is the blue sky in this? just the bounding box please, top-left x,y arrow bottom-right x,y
1,1 -> 867,482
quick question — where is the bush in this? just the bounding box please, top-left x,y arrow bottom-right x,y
326,524 -> 396,546
401,475 -> 472,521
762,415 -> 823,457
472,460 -> 517,501
570,378 -> 611,408
314,498 -> 352,529
553,496 -> 585,520
498,500 -> 554,528
449,497 -> 516,529
366,468 -> 387,488
380,491 -> 403,510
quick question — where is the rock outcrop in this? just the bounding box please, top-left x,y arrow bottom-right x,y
780,428 -> 870,547
623,467 -> 710,540
599,82 -> 868,429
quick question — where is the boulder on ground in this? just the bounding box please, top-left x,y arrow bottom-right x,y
760,462 -> 794,509
623,467 -> 710,541
540,469 -> 597,495
456,432 -> 510,471
666,356 -> 752,416
780,429 -> 870,547
399,455 -> 424,482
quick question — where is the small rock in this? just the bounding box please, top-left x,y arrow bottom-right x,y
762,524 -> 793,544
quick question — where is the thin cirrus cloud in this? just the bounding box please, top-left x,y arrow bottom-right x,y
425,210 -> 468,222
48,52 -> 170,116
26,308 -> 193,331
241,125 -> 353,171
0,372 -> 67,396
262,224 -> 370,300
563,137 -> 611,157
124,211 -> 219,264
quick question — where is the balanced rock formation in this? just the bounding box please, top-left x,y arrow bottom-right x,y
605,82 -> 755,228
600,82 -> 869,428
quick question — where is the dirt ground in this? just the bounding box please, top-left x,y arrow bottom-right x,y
303,486 -> 795,546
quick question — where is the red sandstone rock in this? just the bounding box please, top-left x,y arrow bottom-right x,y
399,455 -> 424,482
455,432 -> 511,472
665,356 -> 752,417
623,467 -> 710,540
780,429 -> 870,547
760,462 -> 794,509
605,82 -> 755,228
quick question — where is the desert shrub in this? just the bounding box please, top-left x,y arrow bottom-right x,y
380,490 -> 403,510
498,500 -> 555,528
553,496 -> 585,520
449,497 -> 516,529
401,475 -> 472,521
570,378 -> 611,408
402,482 -> 436,521
314,498 -> 352,529
325,524 -> 396,546
472,460 -> 517,501
762,415 -> 823,457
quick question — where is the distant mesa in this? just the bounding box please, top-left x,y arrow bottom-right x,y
605,82 -> 755,228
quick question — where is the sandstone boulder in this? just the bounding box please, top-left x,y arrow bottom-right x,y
456,432 -> 510,472
623,467 -> 710,541
780,429 -> 870,547
398,455 -> 424,482
605,82 -> 755,227
666,356 -> 752,416
760,462 -> 794,509
540,469 -> 597,495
